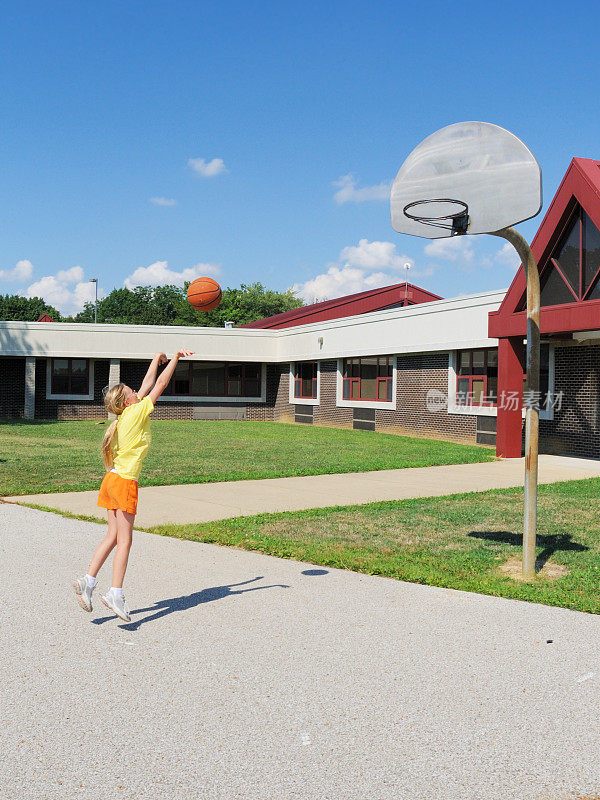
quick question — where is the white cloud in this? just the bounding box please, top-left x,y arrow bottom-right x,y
424,236 -> 475,265
0,259 -> 34,282
291,239 -> 431,303
293,266 -> 392,303
56,265 -> 84,284
333,174 -> 391,204
495,241 -> 521,269
124,260 -> 221,290
339,238 -> 413,271
423,236 -> 520,273
25,266 -> 103,314
187,157 -> 227,177
149,196 -> 177,206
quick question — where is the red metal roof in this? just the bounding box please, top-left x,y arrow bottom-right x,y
489,158 -> 600,337
240,282 -> 442,329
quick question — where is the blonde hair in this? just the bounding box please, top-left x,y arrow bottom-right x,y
101,383 -> 129,470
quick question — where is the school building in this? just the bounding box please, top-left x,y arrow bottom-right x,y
2,157 -> 600,461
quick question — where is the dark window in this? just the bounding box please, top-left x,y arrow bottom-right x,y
294,362 -> 318,399
540,262 -> 578,306
583,210 -> 600,300
553,219 -> 580,293
50,358 -> 90,395
532,207 -> 600,308
524,345 -> 550,408
342,357 -> 393,402
162,362 -> 262,397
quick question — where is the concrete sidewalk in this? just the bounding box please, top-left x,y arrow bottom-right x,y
6,454 -> 600,527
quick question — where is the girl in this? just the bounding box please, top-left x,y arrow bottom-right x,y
73,348 -> 194,622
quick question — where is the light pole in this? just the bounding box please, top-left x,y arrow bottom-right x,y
403,262 -> 411,304
89,278 -> 98,323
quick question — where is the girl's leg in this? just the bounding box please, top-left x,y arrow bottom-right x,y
87,510 -> 118,577
112,510 -> 135,588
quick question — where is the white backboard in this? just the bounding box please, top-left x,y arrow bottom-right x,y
391,121 -> 542,239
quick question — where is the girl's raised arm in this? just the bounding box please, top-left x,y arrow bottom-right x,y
149,349 -> 195,404
138,352 -> 168,399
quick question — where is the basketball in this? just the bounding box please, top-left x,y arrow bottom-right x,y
187,277 -> 222,311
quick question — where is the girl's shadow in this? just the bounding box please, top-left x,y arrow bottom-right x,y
91,576 -> 289,631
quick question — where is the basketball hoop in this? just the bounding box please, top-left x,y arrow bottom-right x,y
403,198 -> 469,236
391,121 -> 545,579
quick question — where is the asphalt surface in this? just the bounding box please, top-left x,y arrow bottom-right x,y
2,503 -> 600,800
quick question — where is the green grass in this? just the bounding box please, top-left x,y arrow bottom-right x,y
150,478 -> 600,615
0,419 -> 494,496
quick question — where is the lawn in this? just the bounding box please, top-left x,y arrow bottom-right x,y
151,478 -> 600,615
0,419 -> 494,496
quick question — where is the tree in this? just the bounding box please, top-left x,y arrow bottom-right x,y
75,286 -> 183,325
73,282 -> 303,326
0,294 -> 62,321
188,282 -> 302,327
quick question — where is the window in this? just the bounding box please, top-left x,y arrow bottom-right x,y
162,362 -> 262,398
294,362 -> 317,399
523,346 -> 550,409
523,206 -> 600,308
50,358 -> 90,396
342,357 -> 393,402
456,349 -> 497,406
456,346 -> 550,408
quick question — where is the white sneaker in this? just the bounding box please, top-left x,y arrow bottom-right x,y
101,589 -> 131,622
73,577 -> 94,612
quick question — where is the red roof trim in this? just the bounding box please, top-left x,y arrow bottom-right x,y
489,158 -> 600,337
241,282 -> 443,329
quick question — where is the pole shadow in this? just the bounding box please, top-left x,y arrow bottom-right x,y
467,530 -> 587,571
91,576 -> 290,631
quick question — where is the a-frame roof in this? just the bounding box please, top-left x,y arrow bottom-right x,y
489,158 -> 600,337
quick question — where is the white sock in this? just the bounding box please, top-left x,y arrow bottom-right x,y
111,587 -> 123,597
85,574 -> 96,588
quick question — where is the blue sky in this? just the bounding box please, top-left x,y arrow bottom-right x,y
1,0 -> 599,314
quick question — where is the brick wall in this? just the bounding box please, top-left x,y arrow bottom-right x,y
391,353 -> 477,441
10,347 -> 600,457
313,360 -> 353,428
34,358 -> 110,419
0,357 -> 26,418
271,355 -> 478,443
539,343 -> 600,458
247,364 -> 289,422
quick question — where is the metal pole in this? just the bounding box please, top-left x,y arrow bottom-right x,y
490,227 -> 540,579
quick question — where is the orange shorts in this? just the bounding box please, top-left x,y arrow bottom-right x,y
97,471 -> 138,515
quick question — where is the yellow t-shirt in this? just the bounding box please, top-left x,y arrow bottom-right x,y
113,396 -> 154,480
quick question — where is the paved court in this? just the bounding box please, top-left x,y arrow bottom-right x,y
2,503 -> 600,800
6,454 -> 600,527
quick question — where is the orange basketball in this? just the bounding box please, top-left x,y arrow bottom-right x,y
187,277 -> 222,311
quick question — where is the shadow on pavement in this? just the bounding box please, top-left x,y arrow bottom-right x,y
468,530 -> 587,570
91,576 -> 290,631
